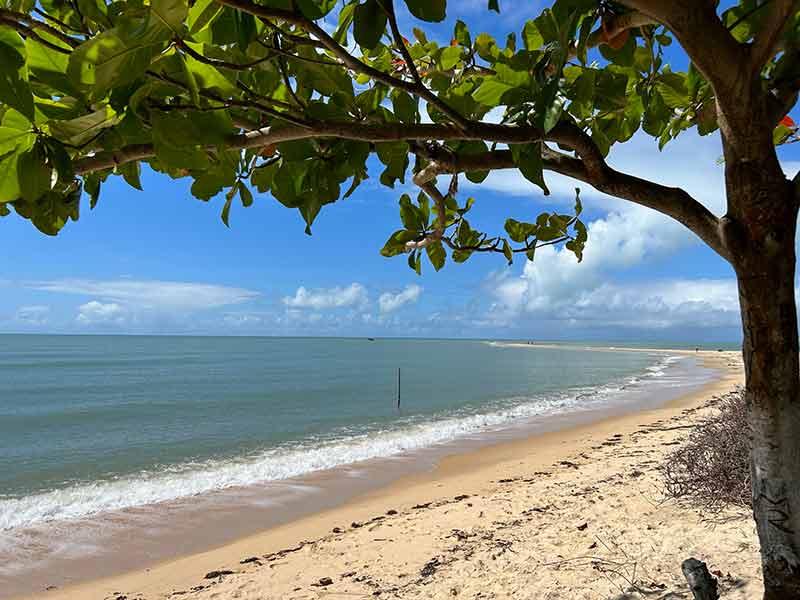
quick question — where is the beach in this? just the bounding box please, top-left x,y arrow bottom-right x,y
15,349 -> 758,600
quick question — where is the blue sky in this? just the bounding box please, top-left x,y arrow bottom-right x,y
1,1 -> 797,342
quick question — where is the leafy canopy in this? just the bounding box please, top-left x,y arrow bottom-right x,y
0,0 -> 797,270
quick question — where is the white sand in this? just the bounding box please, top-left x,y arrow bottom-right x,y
26,351 -> 757,600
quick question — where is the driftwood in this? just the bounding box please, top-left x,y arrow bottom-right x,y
681,558 -> 719,600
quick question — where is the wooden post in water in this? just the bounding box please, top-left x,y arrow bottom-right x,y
397,367 -> 401,410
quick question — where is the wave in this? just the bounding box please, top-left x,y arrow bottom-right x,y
0,354 -> 686,532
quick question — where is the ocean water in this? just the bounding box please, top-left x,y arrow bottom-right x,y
0,335 -> 713,535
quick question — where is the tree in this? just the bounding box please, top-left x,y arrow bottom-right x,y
0,0 -> 799,595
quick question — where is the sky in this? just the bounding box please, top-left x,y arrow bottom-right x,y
1,1 -> 798,342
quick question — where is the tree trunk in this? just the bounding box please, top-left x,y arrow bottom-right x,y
729,161 -> 800,598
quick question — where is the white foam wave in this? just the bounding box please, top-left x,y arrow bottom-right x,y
0,354 -> 688,531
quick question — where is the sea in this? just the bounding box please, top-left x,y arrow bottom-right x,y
0,335 -> 728,595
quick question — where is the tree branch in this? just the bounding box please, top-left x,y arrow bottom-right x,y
176,39 -> 274,71
618,1 -> 745,99
73,114 -> 727,262
214,0 -> 472,129
418,142 -> 729,262
73,121 -> 540,174
380,0 -> 422,85
146,70 -> 309,127
0,8 -> 81,48
750,0 -> 799,73
578,10 -> 657,57
0,15 -> 74,54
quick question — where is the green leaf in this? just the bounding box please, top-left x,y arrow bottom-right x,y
26,35 -> 79,97
183,48 -> 238,96
656,33 -> 672,46
188,0 -> 223,34
466,170 -> 489,183
504,218 -> 535,243
299,193 -> 323,235
656,73 -> 689,109
417,191 -> 430,224
221,184 -> 236,226
454,20 -> 471,47
85,172 -> 102,209
0,28 -> 35,121
407,249 -> 422,274
150,0 -> 188,36
49,107 -> 119,146
511,144 -> 550,195
391,90 -> 419,123
67,23 -> 165,94
42,138 -> 74,182
399,193 -> 425,230
0,151 -> 22,202
522,20 -> 543,50
194,166 -> 235,199
403,0 -> 445,22
536,79 -> 562,133
474,33 -> 499,61
439,46 -> 461,70
295,0 -> 337,19
118,161 -> 143,190
333,3 -> 356,44
502,239 -> 513,265
75,0 -> 112,27
17,143 -> 52,202
151,110 -> 232,169
179,53 -> 201,105
452,248 -> 472,263
381,229 -> 417,257
353,0 -> 387,50
239,183 -> 253,207
0,126 -> 35,156
473,78 -> 514,106
294,53 -> 354,98
152,109 -> 232,146
426,240 -> 445,271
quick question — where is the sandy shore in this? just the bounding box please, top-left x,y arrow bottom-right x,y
23,349 -> 757,600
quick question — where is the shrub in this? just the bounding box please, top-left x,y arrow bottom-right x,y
661,387 -> 751,511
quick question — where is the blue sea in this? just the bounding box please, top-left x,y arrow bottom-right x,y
0,335 -> 720,591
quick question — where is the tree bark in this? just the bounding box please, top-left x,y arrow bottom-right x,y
727,153 -> 800,599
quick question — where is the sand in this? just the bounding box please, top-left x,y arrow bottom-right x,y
24,350 -> 758,600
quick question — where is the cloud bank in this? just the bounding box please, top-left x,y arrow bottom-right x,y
379,284 -> 422,313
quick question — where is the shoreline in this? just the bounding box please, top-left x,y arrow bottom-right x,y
13,348 -> 747,600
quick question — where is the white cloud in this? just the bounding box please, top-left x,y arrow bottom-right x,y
282,283 -> 368,310
379,284 -> 423,313
28,278 -> 259,311
222,313 -> 264,327
454,130 -> 743,334
567,279 -> 740,330
76,301 -> 126,325
15,305 -> 50,326
479,200 -> 692,328
485,265 -> 740,331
